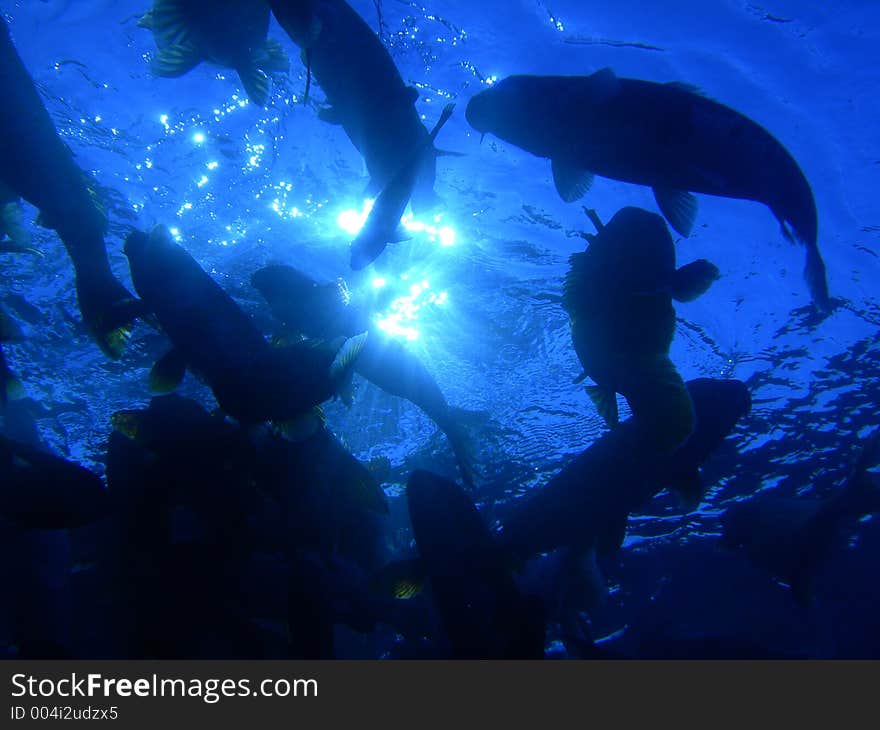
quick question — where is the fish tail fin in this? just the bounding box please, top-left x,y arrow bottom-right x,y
626,355 -> 695,453
75,276 -> 144,360
671,259 -> 720,302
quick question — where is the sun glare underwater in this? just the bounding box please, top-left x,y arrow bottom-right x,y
0,0 -> 879,660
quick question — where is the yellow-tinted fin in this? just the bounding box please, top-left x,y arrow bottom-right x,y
151,42 -> 202,78
275,407 -> 325,442
149,348 -> 187,393
373,559 -> 426,600
100,323 -> 133,361
586,385 -> 619,427
238,64 -> 270,107
110,410 -> 142,441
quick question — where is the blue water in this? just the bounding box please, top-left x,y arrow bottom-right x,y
1,0 -> 879,658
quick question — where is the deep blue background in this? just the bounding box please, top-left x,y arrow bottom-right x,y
1,0 -> 879,657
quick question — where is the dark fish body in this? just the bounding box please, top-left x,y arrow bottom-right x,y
0,19 -> 105,252
563,207 -> 718,449
269,0 -> 438,212
498,378 -> 752,561
0,436 -> 110,529
406,470 -> 545,659
720,433 -> 880,605
0,18 -> 137,356
251,263 -> 474,487
466,70 -> 829,310
141,0 -> 289,106
350,103 -> 455,269
124,227 -> 364,424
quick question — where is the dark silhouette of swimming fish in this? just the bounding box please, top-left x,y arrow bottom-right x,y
269,0 -> 442,213
466,69 -> 830,311
139,0 -> 289,106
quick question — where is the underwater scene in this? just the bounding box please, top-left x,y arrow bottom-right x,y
0,0 -> 878,660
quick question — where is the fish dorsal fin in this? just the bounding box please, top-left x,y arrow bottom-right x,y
587,67 -> 621,101
552,158 -> 594,203
666,80 -> 709,98
653,186 -> 697,237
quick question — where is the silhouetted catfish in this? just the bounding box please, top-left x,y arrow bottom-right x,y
404,470 -> 545,659
124,226 -> 366,427
269,0 -> 441,213
251,263 -> 474,487
0,436 -> 110,529
720,431 -> 880,606
466,69 -> 830,311
350,103 -> 456,269
563,207 -> 719,451
498,378 -> 751,563
0,18 -> 140,358
139,0 -> 289,106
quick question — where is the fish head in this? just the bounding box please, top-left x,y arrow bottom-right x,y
465,76 -> 543,133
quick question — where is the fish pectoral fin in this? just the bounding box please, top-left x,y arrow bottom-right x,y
318,105 -> 344,125
237,65 -> 271,107
671,259 -> 720,302
551,158 -> 594,203
373,558 -> 427,600
585,385 -> 619,427
330,331 -> 369,383
148,348 -> 187,393
390,224 -> 412,243
667,467 -> 704,512
274,407 -> 325,442
148,0 -> 194,46
596,514 -> 628,557
653,186 -> 698,237
150,42 -> 202,78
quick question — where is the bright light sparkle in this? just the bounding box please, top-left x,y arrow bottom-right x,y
193,131 -> 206,144
336,200 -> 457,248
374,277 -> 449,342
